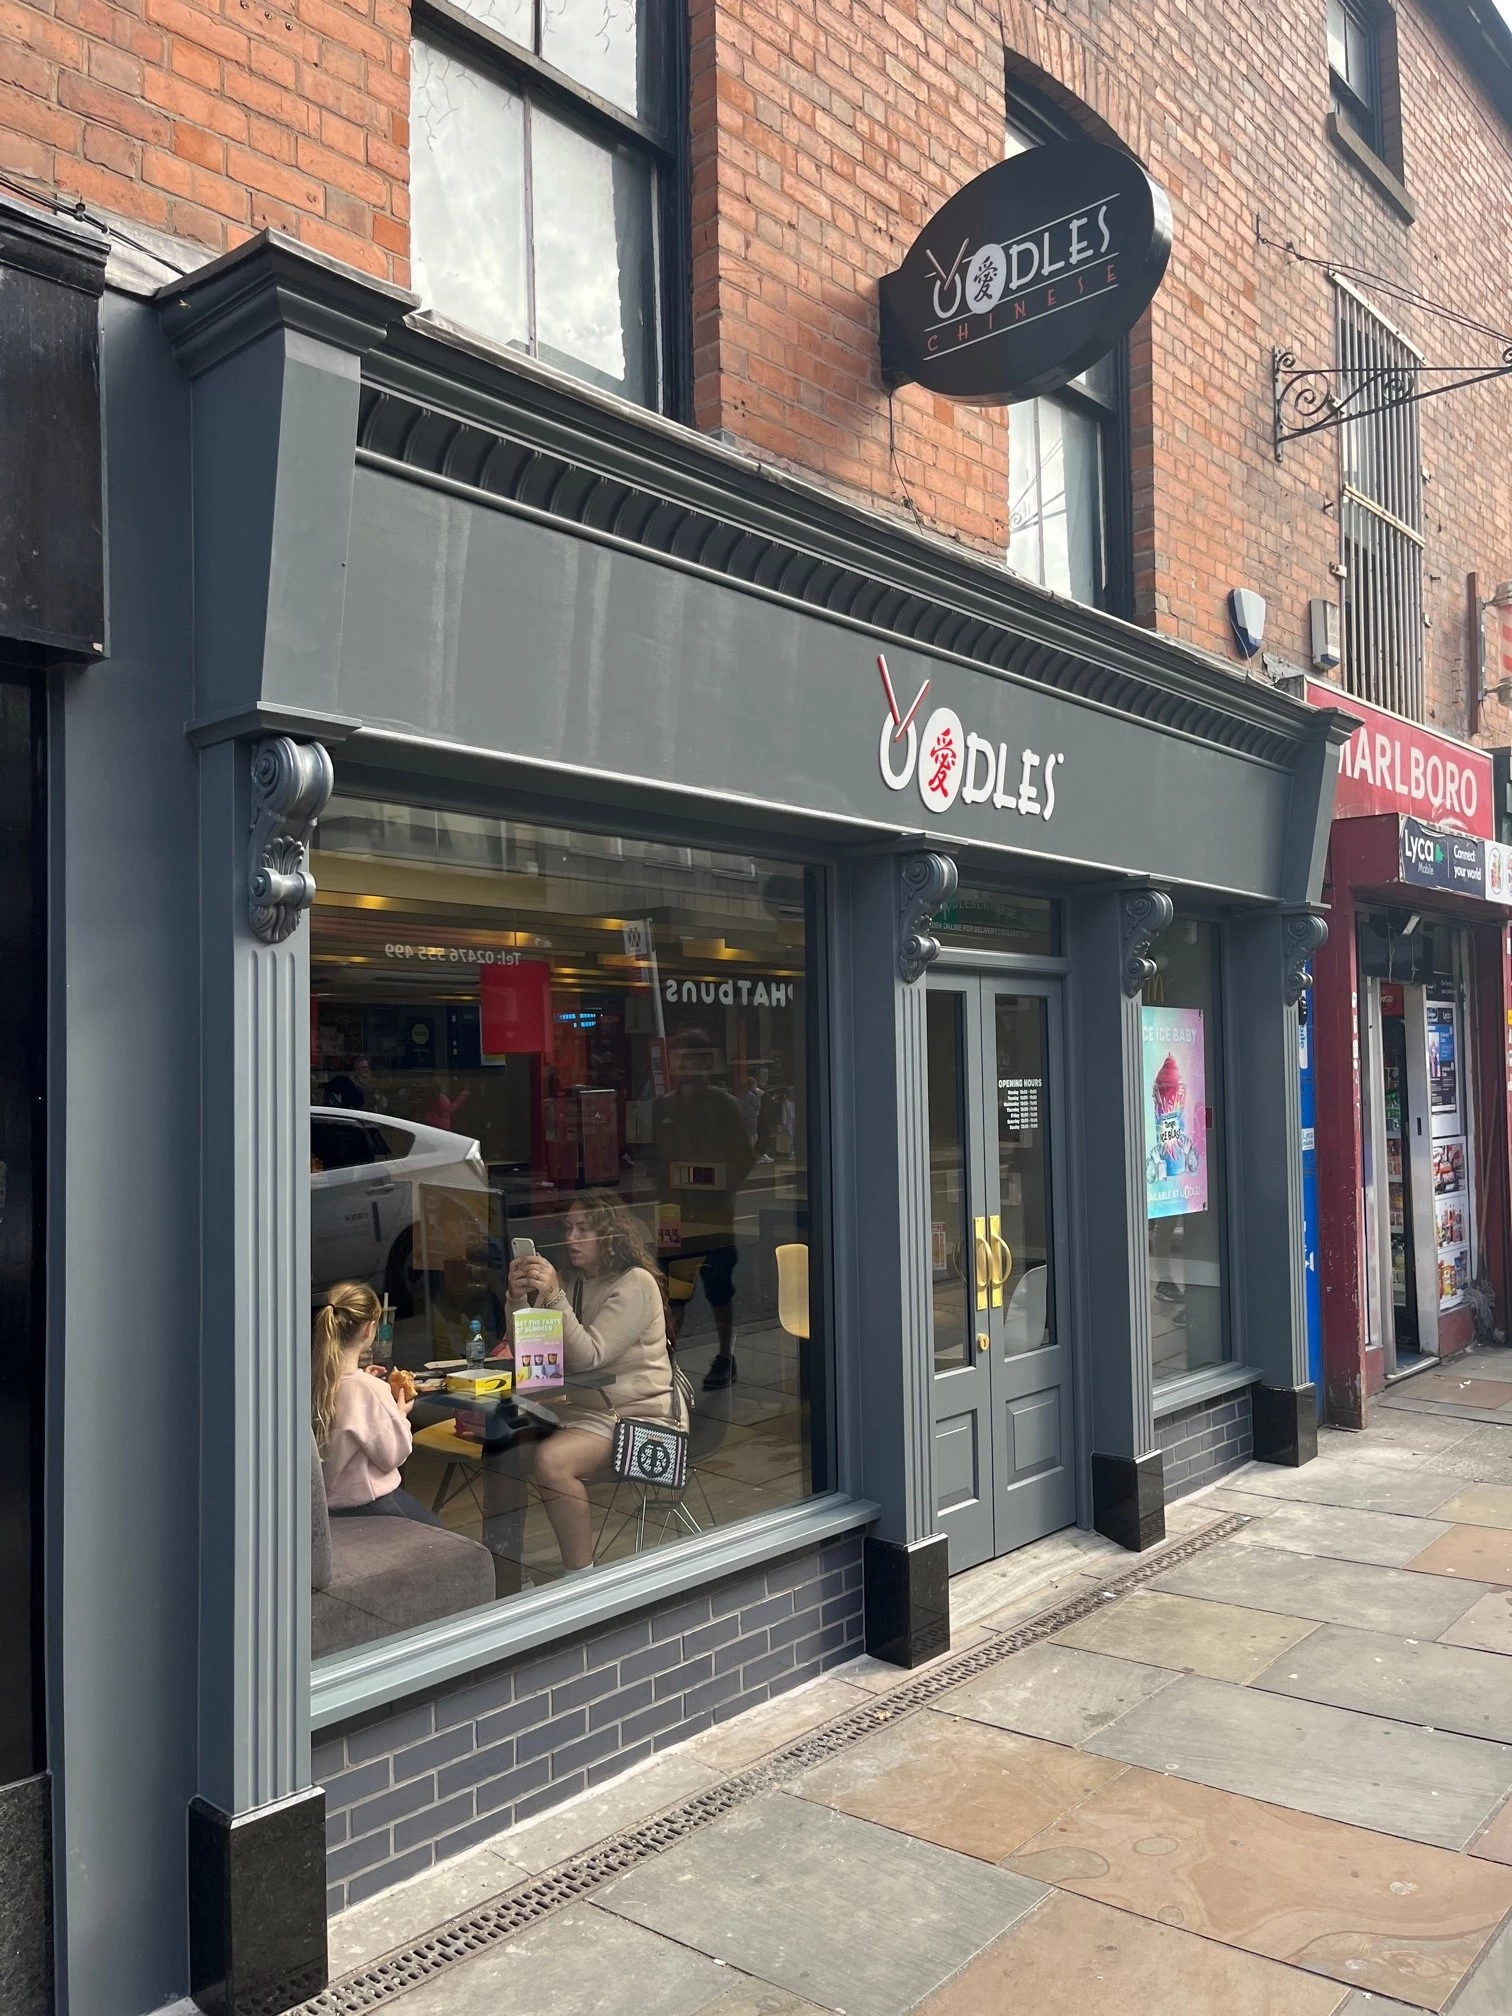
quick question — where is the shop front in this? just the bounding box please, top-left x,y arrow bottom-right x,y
1305,680 -> 1512,1422
49,230 -> 1350,2016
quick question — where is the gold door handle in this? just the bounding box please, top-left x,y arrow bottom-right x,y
976,1331 -> 990,1355
973,1217 -> 989,1311
991,1233 -> 1013,1305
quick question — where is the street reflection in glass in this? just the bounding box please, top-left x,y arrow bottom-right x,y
308,801 -> 821,1657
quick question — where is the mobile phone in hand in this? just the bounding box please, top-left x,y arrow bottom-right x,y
511,1235 -> 538,1306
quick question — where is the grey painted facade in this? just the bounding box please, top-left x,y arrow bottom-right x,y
28,229 -> 1349,2016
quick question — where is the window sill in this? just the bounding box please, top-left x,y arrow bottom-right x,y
310,1491 -> 880,1730
1327,113 -> 1416,224
1153,1361 -> 1263,1421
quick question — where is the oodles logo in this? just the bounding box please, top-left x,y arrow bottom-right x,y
876,656 -> 1063,822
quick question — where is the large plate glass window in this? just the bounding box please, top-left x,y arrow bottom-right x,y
1143,917 -> 1229,1382
1002,81 -> 1130,616
410,0 -> 681,411
307,796 -> 826,1657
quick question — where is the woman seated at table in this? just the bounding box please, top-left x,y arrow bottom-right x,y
507,1190 -> 687,1572
313,1280 -> 444,1526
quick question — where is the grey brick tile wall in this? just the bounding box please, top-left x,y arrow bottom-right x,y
1155,1388 -> 1254,1502
318,1531 -> 866,1914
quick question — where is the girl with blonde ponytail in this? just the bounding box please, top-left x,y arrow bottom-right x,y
312,1282 -> 443,1526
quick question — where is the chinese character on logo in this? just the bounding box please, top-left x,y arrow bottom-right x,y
927,727 -> 959,797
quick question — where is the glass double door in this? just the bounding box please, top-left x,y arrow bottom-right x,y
925,974 -> 1073,1572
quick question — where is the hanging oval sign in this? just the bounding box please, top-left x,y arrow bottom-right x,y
878,140 -> 1173,404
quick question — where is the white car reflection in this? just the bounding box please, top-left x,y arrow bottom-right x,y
310,1107 -> 488,1310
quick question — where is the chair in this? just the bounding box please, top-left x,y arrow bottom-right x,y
1003,1265 -> 1048,1354
310,1433 -> 495,1658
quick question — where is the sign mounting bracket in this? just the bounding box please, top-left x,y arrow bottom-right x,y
1272,344 -> 1512,459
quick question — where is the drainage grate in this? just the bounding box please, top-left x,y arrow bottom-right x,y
302,1511 -> 1247,2013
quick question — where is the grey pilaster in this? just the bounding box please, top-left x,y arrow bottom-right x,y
158,236 -> 409,2013
1229,907 -> 1326,1412
842,851 -> 955,1546
1070,887 -> 1172,1544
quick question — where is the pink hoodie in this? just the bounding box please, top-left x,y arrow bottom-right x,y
322,1371 -> 413,1508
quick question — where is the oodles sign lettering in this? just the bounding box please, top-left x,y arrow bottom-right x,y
878,140 -> 1173,404
877,656 -> 1064,823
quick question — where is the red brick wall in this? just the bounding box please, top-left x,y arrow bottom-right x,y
3,0 -> 1510,734
690,0 -> 1512,741
0,0 -> 409,279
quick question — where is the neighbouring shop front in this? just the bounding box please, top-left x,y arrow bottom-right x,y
38,224 -> 1351,2016
1304,681 -> 1512,1422
0,196 -> 106,2016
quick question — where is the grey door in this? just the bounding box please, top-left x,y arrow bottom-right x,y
925,976 -> 1075,1571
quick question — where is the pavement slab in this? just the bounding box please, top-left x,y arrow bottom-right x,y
1446,1913 -> 1512,2016
791,1708 -> 1128,1863
1081,1673 -> 1512,1850
915,1889 -> 1347,2016
1004,1765 -> 1512,2010
1394,1375 -> 1512,1410
594,1789 -> 1047,2016
1251,1623 -> 1512,1746
1052,1587 -> 1320,1682
378,1900 -> 734,2016
1221,1459 -> 1463,1519
498,1753 -> 725,1875
1433,1485 -> 1512,1531
1469,1795 -> 1512,1865
675,1674 -> 874,1773
934,1640 -> 1178,1747
1152,1541 -> 1488,1638
327,1842 -> 525,1974
1408,1524 -> 1512,1585
1224,1498 -> 1453,1569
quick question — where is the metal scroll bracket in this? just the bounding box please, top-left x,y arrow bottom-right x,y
1119,886 -> 1174,998
1281,908 -> 1329,1008
898,852 -> 958,984
248,736 -> 335,944
1273,344 -> 1512,461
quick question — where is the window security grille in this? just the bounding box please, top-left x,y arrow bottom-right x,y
1336,281 -> 1424,722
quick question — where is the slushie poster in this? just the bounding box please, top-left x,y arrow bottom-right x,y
1142,1007 -> 1208,1220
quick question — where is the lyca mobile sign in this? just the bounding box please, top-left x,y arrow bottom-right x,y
878,140 -> 1173,403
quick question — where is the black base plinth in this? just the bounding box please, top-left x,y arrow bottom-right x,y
0,1773 -> 53,2016
1253,1383 -> 1319,1468
864,1532 -> 950,1667
1092,1449 -> 1165,1551
189,1786 -> 327,2016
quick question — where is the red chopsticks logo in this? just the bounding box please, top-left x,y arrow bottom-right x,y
878,653 -> 930,744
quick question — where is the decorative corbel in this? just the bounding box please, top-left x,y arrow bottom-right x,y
1281,908 -> 1329,1007
1119,886 -> 1175,996
898,852 -> 958,983
248,736 -> 335,944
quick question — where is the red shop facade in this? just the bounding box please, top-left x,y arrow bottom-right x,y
1305,680 -> 1512,1424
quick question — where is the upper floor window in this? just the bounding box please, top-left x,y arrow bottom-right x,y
1337,280 -> 1424,720
1328,0 -> 1383,156
410,0 -> 683,413
1002,85 -> 1131,616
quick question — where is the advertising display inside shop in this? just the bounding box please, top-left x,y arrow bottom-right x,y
1141,1008 -> 1208,1220
1141,920 -> 1227,1382
306,796 -> 823,1657
1427,981 -> 1470,1312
